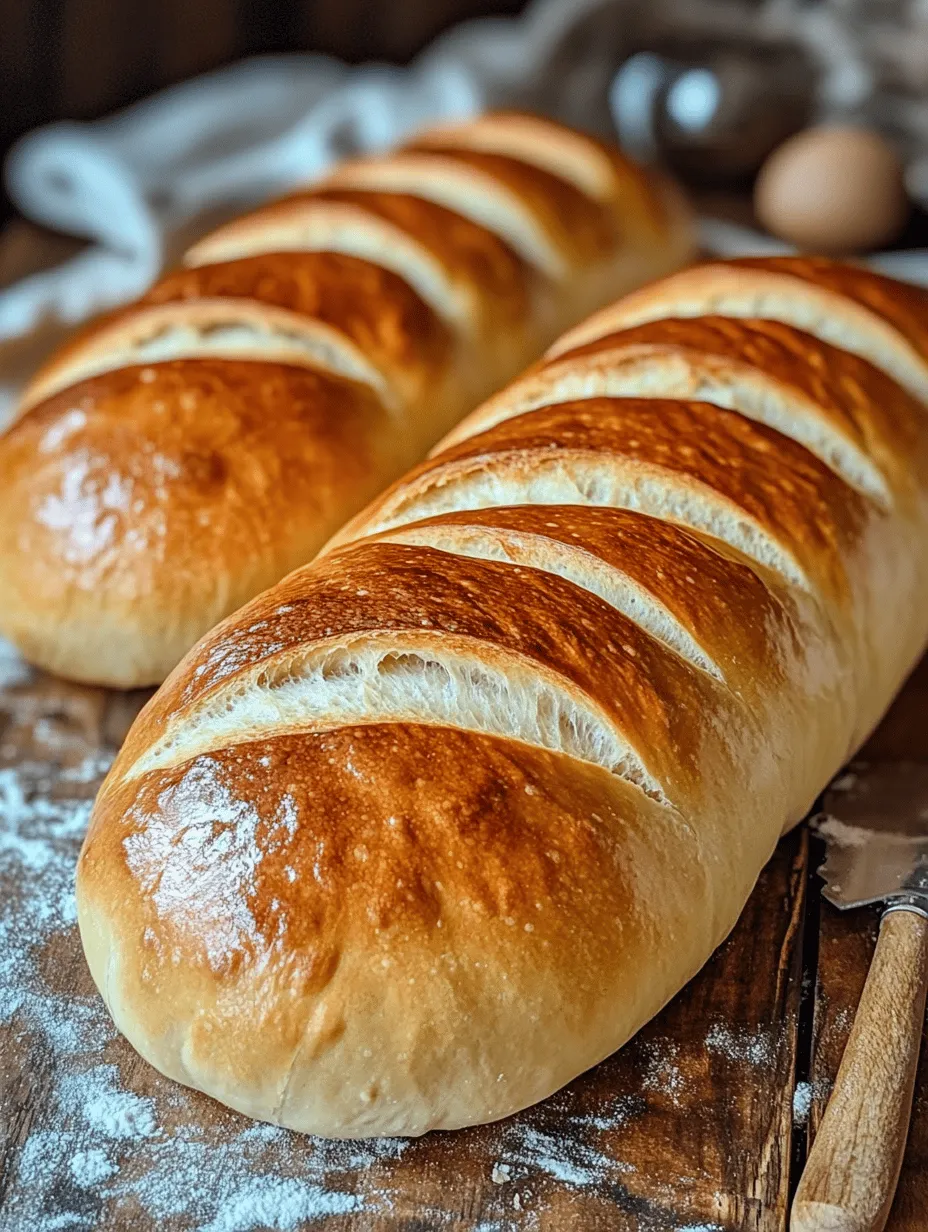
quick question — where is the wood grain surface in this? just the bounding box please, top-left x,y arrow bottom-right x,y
1,650 -> 926,1230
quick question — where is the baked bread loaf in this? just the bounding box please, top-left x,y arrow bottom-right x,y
0,112 -> 691,687
76,257 -> 928,1138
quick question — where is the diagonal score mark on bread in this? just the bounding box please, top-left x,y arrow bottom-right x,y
123,531 -> 747,805
378,519 -> 725,680
19,300 -> 403,417
436,316 -> 926,510
185,199 -> 489,331
321,154 -> 589,279
448,350 -> 890,507
547,263 -> 928,405
119,525 -> 762,807
125,629 -> 670,804
362,502 -> 816,700
331,452 -> 810,591
408,112 -> 642,205
331,395 -> 872,597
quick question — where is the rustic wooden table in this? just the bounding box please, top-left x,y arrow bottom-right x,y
1,646 -> 926,1232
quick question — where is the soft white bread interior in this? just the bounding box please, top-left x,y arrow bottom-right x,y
76,257 -> 928,1138
0,112 -> 692,688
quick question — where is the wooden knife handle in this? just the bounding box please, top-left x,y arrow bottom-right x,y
792,906 -> 928,1232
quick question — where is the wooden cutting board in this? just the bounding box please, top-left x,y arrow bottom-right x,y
1,648 -> 926,1232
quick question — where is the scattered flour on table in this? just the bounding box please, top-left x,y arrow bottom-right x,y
0,652 -> 408,1231
640,1037 -> 686,1104
487,1083 -> 643,1194
704,1021 -> 775,1068
0,643 -> 643,1231
70,1148 -> 118,1187
0,637 -> 743,1230
832,1007 -> 854,1034
497,1121 -> 636,1188
792,1081 -> 813,1125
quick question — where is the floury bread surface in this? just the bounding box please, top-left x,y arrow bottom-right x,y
0,112 -> 691,686
77,257 -> 928,1137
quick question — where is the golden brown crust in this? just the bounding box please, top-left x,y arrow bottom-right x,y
372,504 -> 802,695
25,250 -> 452,417
296,186 -> 536,323
395,145 -> 621,265
547,259 -> 928,406
557,316 -> 922,487
410,110 -> 667,233
191,186 -> 535,335
341,396 -> 871,599
113,538 -> 754,805
0,360 -> 400,685
78,724 -> 719,1135
142,251 -> 453,381
433,317 -> 924,525
734,256 -> 928,360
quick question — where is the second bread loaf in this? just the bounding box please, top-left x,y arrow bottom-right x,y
0,112 -> 691,686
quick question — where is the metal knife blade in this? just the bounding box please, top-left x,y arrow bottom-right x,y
812,761 -> 928,911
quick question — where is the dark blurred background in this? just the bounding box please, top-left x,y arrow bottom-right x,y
0,0 -> 528,219
2,0 -> 926,259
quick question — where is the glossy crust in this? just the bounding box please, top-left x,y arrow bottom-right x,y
0,361 -> 400,683
78,258 -> 928,1136
20,251 -> 453,417
442,316 -> 922,505
80,726 -> 715,1136
549,257 -> 928,402
0,113 -> 692,685
410,111 -> 668,233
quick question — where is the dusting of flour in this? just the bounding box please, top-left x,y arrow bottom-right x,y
792,1082 -> 813,1125
0,636 -> 784,1230
0,639 -> 652,1230
0,643 -> 403,1230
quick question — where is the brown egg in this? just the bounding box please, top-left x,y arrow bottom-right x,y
754,125 -> 909,253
